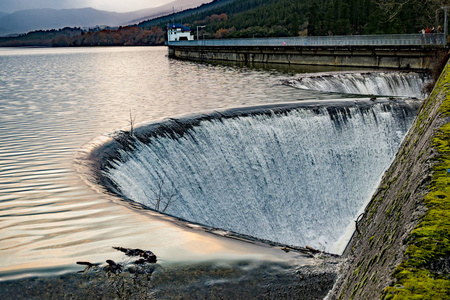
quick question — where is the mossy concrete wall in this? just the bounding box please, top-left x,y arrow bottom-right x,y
329,61 -> 450,298
168,45 -> 444,70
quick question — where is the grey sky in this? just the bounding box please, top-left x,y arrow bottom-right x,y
0,0 -> 173,13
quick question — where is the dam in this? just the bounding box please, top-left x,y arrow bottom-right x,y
168,34 -> 447,70
0,45 -> 446,299
100,72 -> 426,254
104,100 -> 419,254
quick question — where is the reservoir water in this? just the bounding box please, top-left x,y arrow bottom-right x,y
0,46 -> 425,283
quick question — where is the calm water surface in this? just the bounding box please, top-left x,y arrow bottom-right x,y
0,46 -> 346,280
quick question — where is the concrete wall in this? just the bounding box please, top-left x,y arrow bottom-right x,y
328,61 -> 450,299
168,45 -> 444,70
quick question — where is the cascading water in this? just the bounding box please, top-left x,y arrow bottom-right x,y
103,101 -> 419,254
284,72 -> 430,98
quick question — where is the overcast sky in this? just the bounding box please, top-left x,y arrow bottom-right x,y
0,0 -> 174,13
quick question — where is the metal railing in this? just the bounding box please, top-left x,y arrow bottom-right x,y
168,34 -> 446,47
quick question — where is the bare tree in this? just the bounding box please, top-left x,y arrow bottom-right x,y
373,0 -> 415,22
128,110 -> 136,136
373,0 -> 450,23
151,177 -> 177,213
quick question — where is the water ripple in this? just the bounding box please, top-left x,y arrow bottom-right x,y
0,46 -> 420,280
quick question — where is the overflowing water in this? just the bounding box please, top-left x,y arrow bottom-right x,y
0,46 -> 427,282
104,101 -> 418,254
284,72 -> 430,97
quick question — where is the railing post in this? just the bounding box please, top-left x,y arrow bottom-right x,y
444,6 -> 449,45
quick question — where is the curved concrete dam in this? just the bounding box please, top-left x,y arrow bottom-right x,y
0,69 -> 432,299
93,72 -> 428,256
101,100 -> 419,254
92,71 -> 428,258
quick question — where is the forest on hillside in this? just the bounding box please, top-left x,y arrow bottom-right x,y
0,26 -> 165,47
141,0 -> 449,39
0,0 -> 447,46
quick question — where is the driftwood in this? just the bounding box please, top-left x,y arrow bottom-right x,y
76,247 -> 157,274
113,247 -> 157,264
76,261 -> 100,273
305,245 -> 321,254
76,261 -> 99,267
280,245 -> 325,257
106,259 -> 123,274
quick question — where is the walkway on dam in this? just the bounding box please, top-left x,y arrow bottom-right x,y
169,33 -> 446,47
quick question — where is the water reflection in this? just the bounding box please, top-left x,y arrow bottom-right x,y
1,46 -> 336,280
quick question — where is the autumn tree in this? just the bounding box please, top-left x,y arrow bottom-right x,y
214,28 -> 229,38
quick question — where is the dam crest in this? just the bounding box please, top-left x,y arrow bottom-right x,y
74,71 -> 428,255
97,100 -> 418,254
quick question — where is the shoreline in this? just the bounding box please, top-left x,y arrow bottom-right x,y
0,257 -> 342,299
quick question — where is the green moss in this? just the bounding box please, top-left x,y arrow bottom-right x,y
379,246 -> 389,259
353,265 -> 362,277
339,281 -> 352,300
383,232 -> 390,243
382,61 -> 450,299
357,275 -> 369,296
370,271 -> 378,283
362,255 -> 378,278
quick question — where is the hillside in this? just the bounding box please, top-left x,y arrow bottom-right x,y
0,0 -> 211,37
140,0 -> 444,38
0,8 -> 127,36
0,26 -> 165,47
0,0 -> 444,46
138,0 -> 237,29
126,0 -> 215,25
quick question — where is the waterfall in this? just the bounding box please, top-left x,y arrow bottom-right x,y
284,72 -> 430,98
103,101 -> 419,254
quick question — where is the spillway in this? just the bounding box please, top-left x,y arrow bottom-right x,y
102,100 -> 420,254
284,72 -> 430,97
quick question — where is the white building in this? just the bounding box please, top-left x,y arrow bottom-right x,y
167,23 -> 194,42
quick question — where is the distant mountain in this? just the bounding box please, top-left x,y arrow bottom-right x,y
126,0 -> 213,25
0,11 -> 11,36
0,0 -> 211,36
139,0 -> 237,29
0,8 -> 121,35
0,28 -> 8,36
